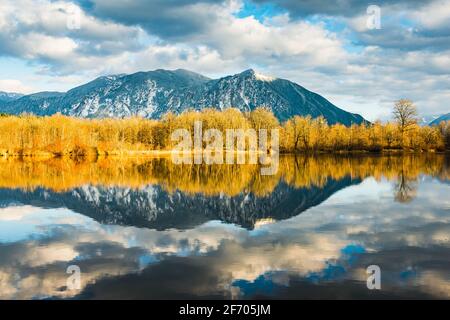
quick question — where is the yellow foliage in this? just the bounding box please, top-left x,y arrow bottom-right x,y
0,155 -> 448,199
0,110 -> 449,158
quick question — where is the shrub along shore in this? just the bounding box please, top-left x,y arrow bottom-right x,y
1,107 -> 449,159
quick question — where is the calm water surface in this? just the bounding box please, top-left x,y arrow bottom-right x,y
0,155 -> 449,299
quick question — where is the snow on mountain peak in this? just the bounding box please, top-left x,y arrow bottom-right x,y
0,68 -> 367,125
239,69 -> 275,82
254,71 -> 275,82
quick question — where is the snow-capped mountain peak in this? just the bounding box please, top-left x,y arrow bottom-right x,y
0,69 -> 367,125
236,69 -> 275,81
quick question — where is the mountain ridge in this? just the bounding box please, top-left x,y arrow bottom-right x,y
0,69 -> 366,125
0,91 -> 24,103
0,176 -> 361,230
429,113 -> 450,126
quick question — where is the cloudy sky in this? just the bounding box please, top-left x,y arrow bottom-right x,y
1,177 -> 449,299
0,0 -> 449,121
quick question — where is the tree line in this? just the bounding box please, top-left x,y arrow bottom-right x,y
0,99 -> 449,157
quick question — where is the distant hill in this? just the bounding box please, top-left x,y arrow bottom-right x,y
429,113 -> 450,126
0,91 -> 24,103
0,69 -> 367,125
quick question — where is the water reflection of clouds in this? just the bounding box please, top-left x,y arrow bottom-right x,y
0,178 -> 449,299
0,207 -> 348,299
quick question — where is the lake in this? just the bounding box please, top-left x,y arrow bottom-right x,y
0,154 -> 449,299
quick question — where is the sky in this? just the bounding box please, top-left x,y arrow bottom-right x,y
1,177 -> 450,298
0,0 -> 449,121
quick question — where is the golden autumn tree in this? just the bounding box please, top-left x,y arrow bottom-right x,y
437,121 -> 450,150
282,115 -> 313,151
248,107 -> 279,130
0,108 -> 448,157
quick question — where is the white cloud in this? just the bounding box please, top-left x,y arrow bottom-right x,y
0,0 -> 449,119
1,176 -> 449,299
0,206 -> 38,221
17,33 -> 78,60
0,79 -> 34,94
410,0 -> 450,29
0,0 -> 142,73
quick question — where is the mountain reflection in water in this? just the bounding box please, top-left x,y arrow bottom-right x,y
0,154 -> 449,299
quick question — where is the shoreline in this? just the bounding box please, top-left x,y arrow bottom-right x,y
1,148 -> 448,161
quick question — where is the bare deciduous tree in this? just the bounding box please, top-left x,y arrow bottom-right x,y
393,99 -> 417,147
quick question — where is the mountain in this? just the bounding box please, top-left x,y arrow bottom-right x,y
0,176 -> 361,230
429,113 -> 450,126
0,91 -> 24,103
419,115 -> 439,126
0,69 -> 366,125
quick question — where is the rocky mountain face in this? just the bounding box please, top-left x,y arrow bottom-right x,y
429,113 -> 450,126
0,69 -> 366,125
